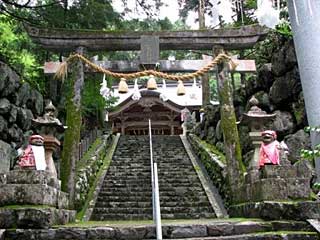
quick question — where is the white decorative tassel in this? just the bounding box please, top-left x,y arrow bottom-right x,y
189,78 -> 198,100
160,79 -> 168,101
100,74 -> 113,99
132,79 -> 141,101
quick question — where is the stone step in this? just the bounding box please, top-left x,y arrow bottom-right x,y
94,201 -> 152,208
99,187 -> 152,192
91,213 -> 152,221
92,207 -> 153,214
97,190 -> 152,195
96,195 -> 152,202
103,177 -> 201,182
95,194 -> 211,202
4,220 -> 317,239
161,212 -> 216,219
164,233 -> 318,240
103,181 -> 202,187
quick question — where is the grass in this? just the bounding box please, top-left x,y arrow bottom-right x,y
0,205 -> 54,210
57,218 -> 268,228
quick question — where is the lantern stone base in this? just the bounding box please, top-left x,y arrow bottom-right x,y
0,170 -> 75,228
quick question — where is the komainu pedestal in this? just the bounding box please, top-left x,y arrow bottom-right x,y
230,162 -> 320,220
0,170 -> 75,229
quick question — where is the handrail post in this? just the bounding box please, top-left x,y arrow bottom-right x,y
149,119 -> 162,240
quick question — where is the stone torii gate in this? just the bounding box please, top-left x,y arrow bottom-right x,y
25,24 -> 268,204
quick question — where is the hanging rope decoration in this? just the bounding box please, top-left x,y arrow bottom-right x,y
54,53 -> 238,82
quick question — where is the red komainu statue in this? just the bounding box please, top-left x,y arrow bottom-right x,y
19,135 -> 46,170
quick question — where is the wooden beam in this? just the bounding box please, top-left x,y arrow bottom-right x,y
116,121 -> 181,128
25,24 -> 269,51
44,59 -> 256,74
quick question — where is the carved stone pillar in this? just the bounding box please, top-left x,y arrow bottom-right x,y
43,135 -> 60,177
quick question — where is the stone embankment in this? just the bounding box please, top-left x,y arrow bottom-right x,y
0,61 -> 44,172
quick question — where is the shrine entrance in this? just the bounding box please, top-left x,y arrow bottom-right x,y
109,90 -> 186,135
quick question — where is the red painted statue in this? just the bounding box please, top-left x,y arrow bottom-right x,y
259,130 -> 280,168
19,135 -> 46,170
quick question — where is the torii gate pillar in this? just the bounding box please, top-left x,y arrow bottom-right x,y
288,1 -> 320,182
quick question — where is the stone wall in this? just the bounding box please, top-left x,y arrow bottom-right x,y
0,61 -> 44,172
74,134 -> 113,211
187,134 -> 230,205
194,35 -> 311,167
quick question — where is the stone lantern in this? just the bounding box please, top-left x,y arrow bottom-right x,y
241,96 -> 276,169
32,101 -> 66,178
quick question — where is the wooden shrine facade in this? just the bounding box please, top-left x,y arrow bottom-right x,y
109,90 -> 196,135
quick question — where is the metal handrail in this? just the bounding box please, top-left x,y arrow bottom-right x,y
149,119 -> 162,240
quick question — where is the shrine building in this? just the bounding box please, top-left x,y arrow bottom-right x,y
108,81 -> 211,135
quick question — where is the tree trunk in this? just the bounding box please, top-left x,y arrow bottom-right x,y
61,47 -> 85,208
217,60 -> 245,199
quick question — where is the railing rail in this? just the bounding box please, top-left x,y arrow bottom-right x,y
149,119 -> 162,240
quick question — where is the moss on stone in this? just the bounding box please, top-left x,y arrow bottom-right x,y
76,138 -> 102,170
61,96 -> 81,195
76,135 -> 115,220
198,138 -> 226,164
217,64 -> 245,196
0,205 -> 53,210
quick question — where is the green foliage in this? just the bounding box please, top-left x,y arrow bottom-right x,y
300,126 -> 320,160
313,182 -> 320,190
209,76 -> 218,101
0,15 -> 43,90
82,75 -> 118,122
275,21 -> 292,37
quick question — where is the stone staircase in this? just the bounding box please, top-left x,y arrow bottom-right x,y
154,135 -> 215,219
91,136 -> 152,220
90,135 -> 215,221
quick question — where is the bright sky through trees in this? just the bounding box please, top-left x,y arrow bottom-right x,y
112,0 -> 224,29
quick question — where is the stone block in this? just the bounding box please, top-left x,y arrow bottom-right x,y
229,201 -> 320,220
4,170 -> 60,189
236,184 -> 252,203
261,165 -> 297,179
251,178 -> 288,201
115,225 -> 150,240
86,227 -> 116,239
0,207 -> 76,229
287,178 -> 311,199
169,225 -> 207,238
57,191 -> 69,209
295,160 -> 313,179
0,140 -> 12,173
245,169 -> 260,184
207,222 -> 233,236
233,221 -> 271,234
55,228 -> 87,240
0,184 -> 58,207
